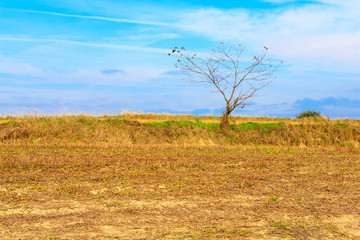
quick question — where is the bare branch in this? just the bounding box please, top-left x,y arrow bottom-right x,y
168,43 -> 282,130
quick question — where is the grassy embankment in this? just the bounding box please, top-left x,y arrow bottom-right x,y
1,113 -> 359,147
0,114 -> 360,239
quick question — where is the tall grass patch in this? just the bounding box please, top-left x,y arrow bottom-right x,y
0,114 -> 359,147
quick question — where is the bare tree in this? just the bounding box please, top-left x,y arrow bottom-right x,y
168,43 -> 281,132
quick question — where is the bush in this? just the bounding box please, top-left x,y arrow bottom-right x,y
296,110 -> 322,119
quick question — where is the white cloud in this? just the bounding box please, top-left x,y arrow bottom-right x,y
0,56 -> 43,76
262,0 -> 297,2
177,8 -> 253,40
0,37 -> 170,54
175,1 -> 360,73
123,33 -> 180,41
61,66 -> 165,84
0,7 -> 172,27
0,54 -> 167,85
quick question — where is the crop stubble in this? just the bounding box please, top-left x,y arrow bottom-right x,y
0,144 -> 359,239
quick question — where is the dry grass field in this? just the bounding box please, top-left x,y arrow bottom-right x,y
0,114 -> 360,239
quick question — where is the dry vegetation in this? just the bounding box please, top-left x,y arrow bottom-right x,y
0,113 -> 360,239
1,113 -> 359,147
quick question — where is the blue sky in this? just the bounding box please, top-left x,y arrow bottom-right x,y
0,0 -> 359,118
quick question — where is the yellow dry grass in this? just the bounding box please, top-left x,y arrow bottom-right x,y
0,113 -> 359,147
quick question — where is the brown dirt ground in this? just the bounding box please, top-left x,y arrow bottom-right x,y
0,144 -> 360,239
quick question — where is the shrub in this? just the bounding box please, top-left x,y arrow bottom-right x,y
296,110 -> 322,119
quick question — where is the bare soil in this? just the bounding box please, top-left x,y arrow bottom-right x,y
1,145 -> 360,239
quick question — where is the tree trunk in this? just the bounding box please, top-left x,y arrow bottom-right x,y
220,103 -> 231,133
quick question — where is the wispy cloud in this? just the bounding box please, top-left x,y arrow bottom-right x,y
0,56 -> 43,76
161,70 -> 186,76
176,1 -> 360,73
101,69 -> 126,75
261,0 -> 301,3
0,7 -> 173,27
0,37 -> 170,54
123,33 -> 180,42
0,54 -> 167,85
